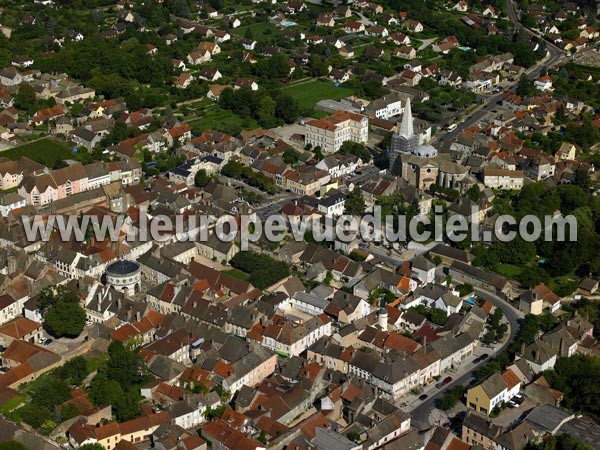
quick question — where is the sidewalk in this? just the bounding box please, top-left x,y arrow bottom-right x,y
404,339 -> 505,411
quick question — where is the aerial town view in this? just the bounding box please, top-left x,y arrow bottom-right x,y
1,0 -> 600,448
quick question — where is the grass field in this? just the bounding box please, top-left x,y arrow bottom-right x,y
233,21 -> 279,41
495,263 -> 523,278
283,79 -> 354,111
224,269 -> 250,281
2,138 -> 74,166
188,108 -> 258,135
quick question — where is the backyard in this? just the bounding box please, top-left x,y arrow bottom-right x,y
1,138 -> 75,167
283,79 -> 354,111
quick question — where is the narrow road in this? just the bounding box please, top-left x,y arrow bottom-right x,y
409,286 -> 523,430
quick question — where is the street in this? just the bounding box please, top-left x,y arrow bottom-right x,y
433,0 -> 566,151
408,285 -> 523,430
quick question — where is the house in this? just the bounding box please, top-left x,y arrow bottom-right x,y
335,5 -> 352,18
228,17 -> 242,28
579,278 -> 599,296
518,339 -> 557,373
453,0 -> 468,12
534,75 -> 553,91
207,85 -> 230,101
262,314 -> 333,357
365,26 -> 389,37
0,67 -> 23,86
67,412 -> 170,449
234,78 -> 258,91
173,73 -> 194,89
0,317 -> 42,345
481,167 -> 524,190
31,105 -> 64,126
316,13 -> 335,27
11,55 -> 34,68
72,127 -> 101,150
482,5 -> 496,17
393,45 -> 416,60
187,42 -> 220,65
345,21 -> 365,33
165,33 -> 177,45
519,284 -> 561,315
389,32 -> 411,46
0,294 -> 22,325
404,20 -> 423,32
466,369 -> 521,416
580,26 -> 599,39
242,39 -> 257,51
0,192 -> 26,217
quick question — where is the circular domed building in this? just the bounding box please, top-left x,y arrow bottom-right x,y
413,143 -> 438,158
105,259 -> 141,296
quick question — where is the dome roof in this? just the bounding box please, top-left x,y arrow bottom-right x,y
414,144 -> 438,157
106,259 -> 140,276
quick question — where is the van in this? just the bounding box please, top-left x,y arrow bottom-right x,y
446,123 -> 458,132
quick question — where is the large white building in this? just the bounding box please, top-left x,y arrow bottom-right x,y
305,110 -> 368,154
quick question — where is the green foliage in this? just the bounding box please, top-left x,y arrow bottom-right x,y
0,442 -> 28,450
17,403 -> 52,429
88,341 -> 148,422
345,188 -> 365,216
439,385 -> 465,410
218,86 -> 299,128
338,141 -> 372,163
458,283 -> 473,296
55,356 -> 89,386
544,355 -> 600,419
221,161 -> 277,194
204,404 -> 226,419
194,169 -> 211,188
44,301 -> 86,339
524,433 -> 593,450
230,251 -> 290,289
283,148 -> 300,165
410,305 -> 448,326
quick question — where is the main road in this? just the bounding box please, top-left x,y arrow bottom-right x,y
409,287 -> 523,430
433,0 -> 566,151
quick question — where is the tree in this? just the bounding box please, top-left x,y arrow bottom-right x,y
313,146 -> 324,161
275,93 -> 300,123
345,188 -> 365,216
466,185 -> 481,202
0,442 -> 28,450
44,301 -> 86,339
230,251 -> 290,289
283,148 -> 300,165
14,84 -> 37,114
338,141 -> 372,162
525,433 -> 593,450
55,356 -> 89,385
439,385 -> 465,410
194,169 -> 210,188
79,445 -> 107,450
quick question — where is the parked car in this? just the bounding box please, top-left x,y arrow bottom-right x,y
419,394 -> 428,400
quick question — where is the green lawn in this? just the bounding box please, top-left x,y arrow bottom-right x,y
233,21 -> 279,41
1,138 -> 74,166
495,263 -> 523,278
224,269 -> 251,281
283,79 -> 355,111
188,108 -> 258,135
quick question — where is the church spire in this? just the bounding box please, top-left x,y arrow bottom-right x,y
399,97 -> 414,139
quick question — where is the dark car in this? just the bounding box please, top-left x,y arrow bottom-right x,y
480,353 -> 490,360
43,339 -> 53,346
443,376 -> 452,384
419,394 -> 428,401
